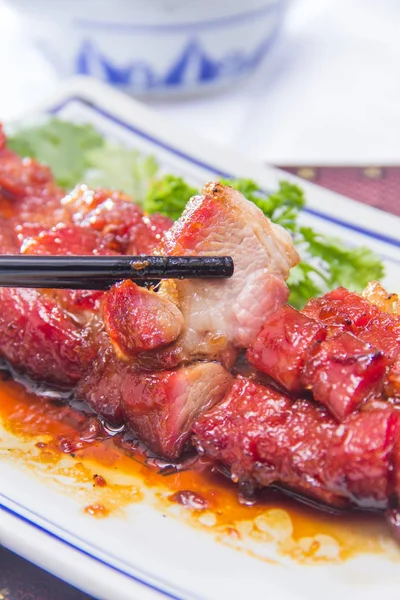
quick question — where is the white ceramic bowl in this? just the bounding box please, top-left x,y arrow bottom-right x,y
11,0 -> 287,97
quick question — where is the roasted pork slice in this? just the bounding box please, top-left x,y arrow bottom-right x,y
113,182 -> 299,371
63,184 -> 173,254
76,348 -> 125,426
0,128 -> 172,255
160,182 -> 299,350
247,304 -> 387,419
78,358 -> 232,459
301,332 -> 387,420
121,362 -> 233,459
20,222 -> 117,314
386,434 -> 400,538
193,375 -> 400,510
0,287 -> 97,385
303,287 -> 400,398
323,405 -> 400,509
385,355 -> 400,399
0,217 -> 18,253
103,280 -> 184,360
20,222 -> 114,257
247,305 -> 327,394
0,131 -> 175,385
303,287 -> 400,357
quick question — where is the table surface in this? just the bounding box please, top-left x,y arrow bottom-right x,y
0,0 -> 399,598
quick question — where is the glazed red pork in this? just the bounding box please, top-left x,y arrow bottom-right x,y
301,331 -> 387,420
78,354 -> 232,458
62,184 -> 173,255
247,305 -> 328,395
4,124 -> 400,538
0,128 -> 299,458
193,376 -> 400,514
194,287 -> 400,533
103,280 -> 184,360
247,304 -> 388,421
104,181 -> 299,370
0,133 -> 173,385
159,182 -> 299,358
303,287 -> 400,398
80,181 -> 299,455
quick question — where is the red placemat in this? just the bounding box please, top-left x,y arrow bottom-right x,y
280,165 -> 400,216
1,165 -> 398,600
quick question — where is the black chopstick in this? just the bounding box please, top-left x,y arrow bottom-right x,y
0,255 -> 234,290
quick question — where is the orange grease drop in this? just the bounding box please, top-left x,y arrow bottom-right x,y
84,504 -> 110,518
93,474 -> 107,487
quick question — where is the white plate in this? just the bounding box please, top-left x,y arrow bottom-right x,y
1,76 -> 400,600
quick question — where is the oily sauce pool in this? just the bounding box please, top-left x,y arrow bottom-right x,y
0,372 -> 397,565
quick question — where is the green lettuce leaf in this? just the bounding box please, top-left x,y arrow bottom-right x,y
85,142 -> 159,201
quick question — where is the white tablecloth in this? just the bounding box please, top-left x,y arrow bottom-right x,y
0,0 -> 399,165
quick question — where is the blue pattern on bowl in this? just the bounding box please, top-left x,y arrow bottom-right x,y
75,34 -> 279,91
11,1 -> 287,96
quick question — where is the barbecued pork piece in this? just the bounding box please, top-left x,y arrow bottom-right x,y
0,161 -> 109,384
385,355 -> 400,399
0,287 -> 97,385
78,358 -> 232,458
0,217 -> 18,253
121,362 -> 233,459
21,222 -> 114,257
19,222 -> 118,314
302,332 -> 387,420
303,287 -> 400,356
247,304 -> 387,419
0,135 -> 62,210
160,182 -> 299,350
0,197 -> 170,384
247,305 -> 327,394
361,283 -> 400,400
103,280 -> 184,360
386,437 -> 400,538
304,287 -> 400,398
63,184 -> 173,254
115,182 -> 299,371
0,193 -> 108,384
0,126 -> 172,255
0,130 -> 174,386
193,375 -> 400,510
76,348 -> 125,425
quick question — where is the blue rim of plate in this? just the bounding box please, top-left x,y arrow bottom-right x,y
1,92 -> 400,600
0,492 -> 186,600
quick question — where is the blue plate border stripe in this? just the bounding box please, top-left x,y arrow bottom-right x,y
0,492 -> 190,600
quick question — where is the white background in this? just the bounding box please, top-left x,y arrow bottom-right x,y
0,0 -> 399,165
